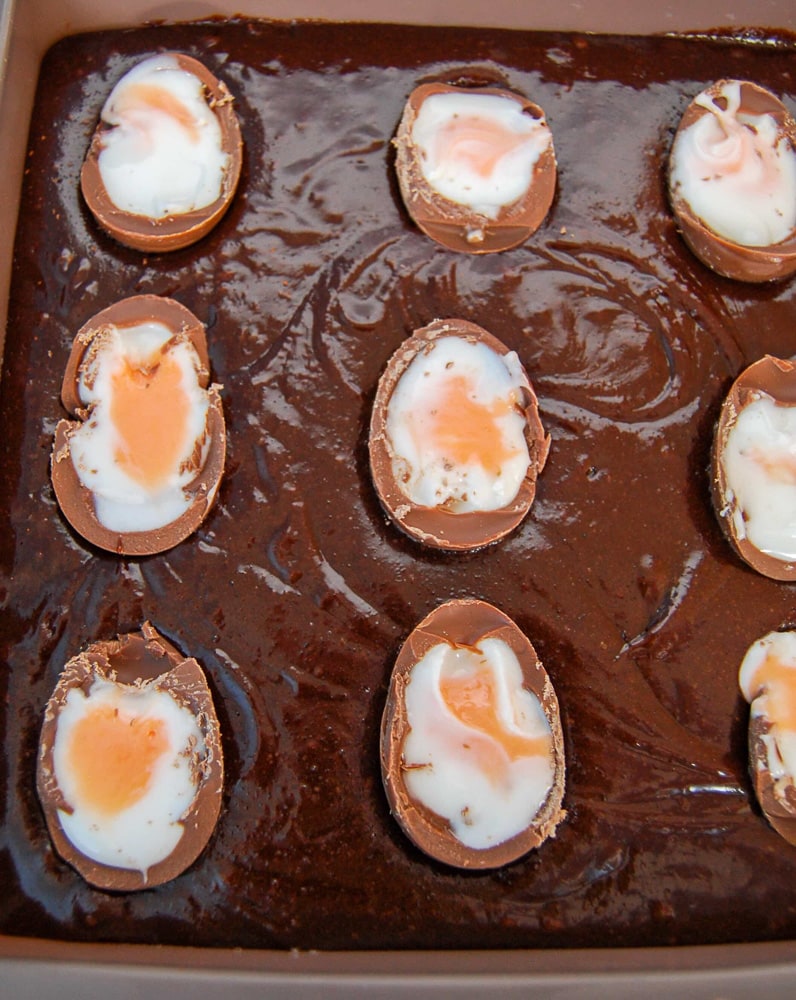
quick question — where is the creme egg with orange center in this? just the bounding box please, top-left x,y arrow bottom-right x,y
80,53 -> 243,252
412,90 -> 551,220
53,675 -> 205,873
670,80 -> 796,247
668,80 -> 796,281
37,623 -> 224,890
381,599 -> 566,868
403,637 -> 555,850
369,319 -> 549,551
69,319 -> 211,533
386,334 -> 530,513
51,295 -> 226,556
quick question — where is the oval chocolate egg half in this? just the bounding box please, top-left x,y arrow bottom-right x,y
369,318 -> 549,551
50,295 -> 226,556
381,599 -> 566,869
739,630 -> 796,845
36,622 -> 224,891
81,52 -> 243,252
711,355 -> 796,580
394,82 -> 556,253
668,79 -> 796,282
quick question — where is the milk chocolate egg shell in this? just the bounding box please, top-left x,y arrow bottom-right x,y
668,80 -> 796,283
36,622 -> 224,891
51,295 -> 226,556
81,53 -> 243,253
711,356 -> 796,580
394,82 -> 556,253
739,630 -> 796,846
749,712 -> 796,845
381,599 -> 566,869
369,318 -> 550,551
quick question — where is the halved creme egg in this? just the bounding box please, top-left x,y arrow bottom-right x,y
711,355 -> 796,580
381,599 -> 566,868
394,82 -> 556,253
369,318 -> 549,551
739,630 -> 796,845
36,622 -> 224,890
668,79 -> 796,282
81,52 -> 243,252
50,295 -> 226,556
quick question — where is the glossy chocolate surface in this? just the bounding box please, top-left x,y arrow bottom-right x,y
50,295 -> 226,556
36,622 -> 224,891
381,599 -> 565,868
395,82 -> 556,253
668,80 -> 796,282
711,355 -> 796,580
81,53 -> 243,253
2,20 -> 796,951
369,319 -> 549,550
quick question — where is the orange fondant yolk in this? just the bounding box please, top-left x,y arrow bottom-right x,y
440,661 -> 550,783
111,349 -> 191,489
65,703 -> 170,815
749,652 -> 796,732
119,82 -> 200,142
748,446 -> 796,485
413,374 -> 520,476
436,114 -> 531,178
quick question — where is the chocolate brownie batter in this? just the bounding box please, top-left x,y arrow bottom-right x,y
1,19 -> 795,950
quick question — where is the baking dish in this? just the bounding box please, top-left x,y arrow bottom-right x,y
2,1 -> 796,996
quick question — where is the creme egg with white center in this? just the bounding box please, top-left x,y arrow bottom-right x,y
720,396 -> 796,559
412,91 -> 551,219
369,318 -> 549,551
81,52 -> 243,252
395,82 -> 556,253
36,623 -> 224,891
711,355 -> 796,579
381,599 -> 566,868
668,79 -> 796,281
51,295 -> 226,556
98,53 -> 229,219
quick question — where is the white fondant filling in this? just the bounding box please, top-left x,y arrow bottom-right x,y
670,81 -> 796,247
53,677 -> 204,875
403,638 -> 554,850
721,393 -> 796,561
411,91 -> 552,219
385,336 -> 531,513
98,54 -> 229,219
69,320 -> 210,533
